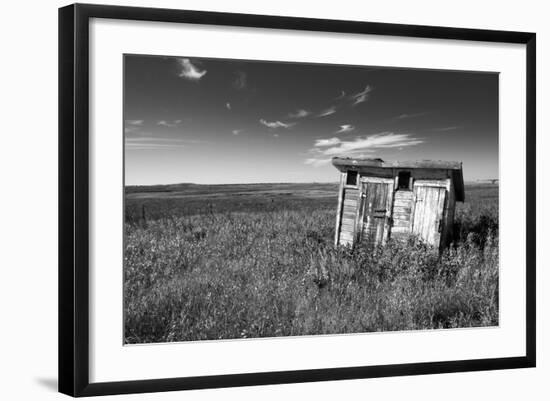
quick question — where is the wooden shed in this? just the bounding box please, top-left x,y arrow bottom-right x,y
332,157 -> 464,249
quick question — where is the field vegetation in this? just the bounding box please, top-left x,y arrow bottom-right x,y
124,182 -> 498,343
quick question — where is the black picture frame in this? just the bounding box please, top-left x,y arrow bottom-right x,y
59,3 -> 536,397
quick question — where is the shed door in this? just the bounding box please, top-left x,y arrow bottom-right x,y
360,181 -> 393,246
412,186 -> 446,246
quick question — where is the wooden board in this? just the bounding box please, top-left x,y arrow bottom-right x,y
411,186 -> 446,246
334,173 -> 345,246
342,211 -> 356,220
389,189 -> 414,240
359,181 -> 393,247
337,187 -> 360,246
392,219 -> 411,228
343,199 -> 358,208
341,222 -> 356,232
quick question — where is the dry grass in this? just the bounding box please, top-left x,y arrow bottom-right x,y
124,184 -> 498,343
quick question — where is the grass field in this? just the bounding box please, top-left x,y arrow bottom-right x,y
124,182 -> 499,343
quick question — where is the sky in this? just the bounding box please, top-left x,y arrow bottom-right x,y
124,54 -> 498,185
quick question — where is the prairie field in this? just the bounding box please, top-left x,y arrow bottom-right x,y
124,182 -> 499,343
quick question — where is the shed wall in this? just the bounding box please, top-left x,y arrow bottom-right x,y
335,168 -> 458,249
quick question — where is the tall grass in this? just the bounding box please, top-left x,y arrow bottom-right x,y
124,201 -> 498,343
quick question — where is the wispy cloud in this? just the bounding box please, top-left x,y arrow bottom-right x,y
125,119 -> 144,126
433,126 -> 459,132
124,120 -> 144,134
260,119 -> 295,129
304,158 -> 333,167
314,137 -> 341,147
336,124 -> 354,134
317,106 -> 336,117
288,109 -> 310,119
350,85 -> 372,106
334,90 -> 346,100
177,58 -> 207,81
232,129 -> 243,135
233,71 -> 247,89
396,111 -> 430,120
157,120 -> 182,128
305,132 -> 424,166
226,102 -> 231,110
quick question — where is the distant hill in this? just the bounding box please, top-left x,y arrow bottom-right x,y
125,182 -> 340,199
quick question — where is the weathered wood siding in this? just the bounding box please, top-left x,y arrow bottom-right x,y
338,186 -> 360,246
358,179 -> 394,247
390,190 -> 414,241
411,185 -> 447,246
335,167 -> 459,250
334,173 -> 345,246
409,168 -> 449,180
441,177 -> 456,248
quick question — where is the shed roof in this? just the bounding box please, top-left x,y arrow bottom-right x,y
332,157 -> 465,202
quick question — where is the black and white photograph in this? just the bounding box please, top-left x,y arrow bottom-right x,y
0,0 -> 543,398
123,55 -> 499,344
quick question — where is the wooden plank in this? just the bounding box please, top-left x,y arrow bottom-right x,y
393,210 -> 410,216
334,173 -> 345,246
340,228 -> 354,237
342,216 -> 355,224
442,182 -> 455,247
414,180 -> 447,188
435,187 -> 446,247
396,197 -> 413,203
341,177 -> 359,248
393,213 -> 411,220
341,222 -> 356,231
340,232 -> 354,241
426,188 -> 436,244
383,182 -> 392,246
342,211 -> 356,220
412,185 -> 447,246
343,199 -> 357,208
362,176 -> 394,184
343,210 -> 356,219
360,181 -> 392,247
393,221 -> 410,227
424,186 -> 435,243
333,158 -> 461,171
412,185 -> 424,237
394,190 -> 414,198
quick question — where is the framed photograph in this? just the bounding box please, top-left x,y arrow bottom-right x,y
58,3 -> 536,397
